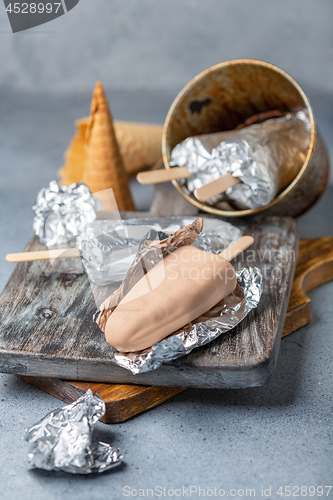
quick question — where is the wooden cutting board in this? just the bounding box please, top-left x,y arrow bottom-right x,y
0,215 -> 298,388
1,185 -> 332,422
16,235 -> 333,423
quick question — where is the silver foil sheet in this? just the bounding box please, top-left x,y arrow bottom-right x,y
170,112 -> 311,209
25,390 -> 122,474
33,181 -> 101,246
114,266 -> 262,374
78,217 -> 242,286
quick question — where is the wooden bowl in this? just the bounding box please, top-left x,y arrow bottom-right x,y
162,59 -> 330,218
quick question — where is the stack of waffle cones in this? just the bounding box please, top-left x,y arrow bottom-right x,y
59,85 -> 163,210
59,118 -> 87,186
114,120 -> 163,175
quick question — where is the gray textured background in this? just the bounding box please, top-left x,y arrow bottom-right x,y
0,2 -> 332,499
0,0 -> 332,96
0,0 -> 332,182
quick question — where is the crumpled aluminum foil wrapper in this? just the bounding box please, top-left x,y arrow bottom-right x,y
25,390 -> 122,474
170,112 -> 311,209
78,217 -> 242,286
114,266 -> 262,374
33,181 -> 101,246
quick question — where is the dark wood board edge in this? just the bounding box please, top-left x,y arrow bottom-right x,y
282,236 -> 333,336
17,375 -> 186,424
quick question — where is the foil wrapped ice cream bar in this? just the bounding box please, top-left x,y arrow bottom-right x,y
170,112 -> 311,209
114,266 -> 262,374
94,218 -> 262,374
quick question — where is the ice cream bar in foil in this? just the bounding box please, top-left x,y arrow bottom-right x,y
95,218 -> 262,374
170,112 -> 311,209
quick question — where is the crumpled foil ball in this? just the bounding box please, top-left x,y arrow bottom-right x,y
33,181 -> 101,246
25,390 -> 123,474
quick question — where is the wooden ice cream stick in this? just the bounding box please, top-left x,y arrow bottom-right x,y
219,235 -> 254,261
6,235 -> 253,264
194,172 -> 242,202
137,168 -> 241,202
136,166 -> 191,185
6,248 -> 81,263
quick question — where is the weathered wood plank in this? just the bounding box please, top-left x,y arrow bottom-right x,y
0,215 -> 298,388
16,375 -> 186,424
17,233 -> 333,421
7,182 -> 331,418
282,236 -> 333,336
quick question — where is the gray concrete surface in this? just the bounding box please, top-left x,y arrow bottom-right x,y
0,0 -> 332,97
0,89 -> 332,499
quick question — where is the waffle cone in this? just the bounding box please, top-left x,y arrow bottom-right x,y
58,118 -> 87,186
82,82 -> 135,211
114,121 -> 163,174
59,120 -> 163,185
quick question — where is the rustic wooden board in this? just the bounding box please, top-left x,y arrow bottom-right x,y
16,375 -> 186,423
0,215 -> 298,389
17,234 -> 333,422
5,176 -> 332,422
282,236 -> 333,336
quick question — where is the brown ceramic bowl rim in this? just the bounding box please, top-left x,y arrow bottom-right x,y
162,58 -> 316,217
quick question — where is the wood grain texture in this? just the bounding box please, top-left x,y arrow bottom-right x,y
17,375 -> 185,423
282,236 -> 333,336
0,215 -> 298,389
